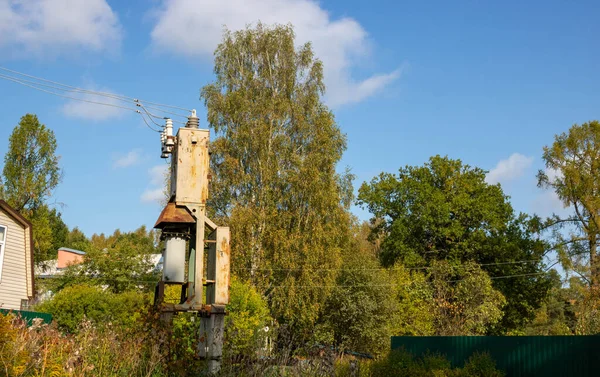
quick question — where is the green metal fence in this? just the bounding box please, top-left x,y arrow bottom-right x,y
391,336 -> 598,377
0,309 -> 52,326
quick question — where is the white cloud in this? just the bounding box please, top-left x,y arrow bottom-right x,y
0,0 -> 122,56
149,164 -> 169,186
62,87 -> 127,121
531,190 -> 566,218
486,153 -> 534,185
141,164 -> 169,204
113,149 -> 142,168
149,0 -> 400,106
531,167 -> 568,218
141,188 -> 165,203
332,68 -> 403,106
545,167 -> 563,184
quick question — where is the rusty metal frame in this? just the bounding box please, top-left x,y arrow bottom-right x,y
153,117 -> 230,374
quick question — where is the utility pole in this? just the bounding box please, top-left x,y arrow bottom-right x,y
153,110 -> 230,375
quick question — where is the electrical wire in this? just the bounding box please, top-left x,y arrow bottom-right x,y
136,103 -> 187,126
0,65 -> 193,113
35,271 -> 548,288
140,102 -> 190,119
254,272 -> 549,289
0,73 -> 187,128
232,259 -> 545,272
136,103 -> 165,120
0,73 -> 126,102
137,111 -> 162,133
0,74 -> 139,113
136,103 -> 165,128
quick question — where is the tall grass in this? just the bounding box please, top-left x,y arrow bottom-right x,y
1,312 -> 504,377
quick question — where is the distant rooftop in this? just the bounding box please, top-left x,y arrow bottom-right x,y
58,247 -> 86,255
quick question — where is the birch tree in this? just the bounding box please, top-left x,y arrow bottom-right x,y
202,24 -> 352,344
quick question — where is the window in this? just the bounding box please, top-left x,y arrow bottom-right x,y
0,225 -> 5,282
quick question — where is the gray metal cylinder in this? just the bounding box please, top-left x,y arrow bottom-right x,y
163,236 -> 186,283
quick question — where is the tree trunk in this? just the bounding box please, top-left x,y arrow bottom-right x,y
590,233 -> 598,287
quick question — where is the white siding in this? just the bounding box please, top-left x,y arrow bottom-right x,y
24,226 -> 32,297
0,210 -> 28,310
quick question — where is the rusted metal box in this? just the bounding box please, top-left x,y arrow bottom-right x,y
206,227 -> 230,305
170,128 -> 210,205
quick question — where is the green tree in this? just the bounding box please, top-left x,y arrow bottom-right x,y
224,277 -> 272,360
358,156 -> 550,333
428,260 -> 506,335
524,270 -> 574,335
387,261 -> 505,337
1,114 -> 62,263
64,227 -> 92,251
389,267 -> 435,337
202,24 -> 352,344
47,208 -> 68,252
559,275 -> 600,335
55,226 -> 160,293
319,221 -> 398,356
30,205 -> 69,264
537,120 -> 600,286
1,114 -> 61,211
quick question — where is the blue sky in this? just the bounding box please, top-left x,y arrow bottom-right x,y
0,0 -> 597,239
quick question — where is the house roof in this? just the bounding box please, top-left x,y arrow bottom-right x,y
0,200 -> 32,229
58,247 -> 86,255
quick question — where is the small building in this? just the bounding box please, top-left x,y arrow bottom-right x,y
0,200 -> 34,311
35,247 -> 86,279
57,247 -> 85,269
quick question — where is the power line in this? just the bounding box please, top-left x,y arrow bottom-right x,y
0,73 -> 127,102
136,102 -> 187,126
140,102 -> 190,119
248,272 -> 550,289
0,74 -> 139,113
0,73 -> 187,129
232,259 -> 544,272
36,271 -> 548,289
0,65 -> 193,113
138,112 -> 162,133
136,103 -> 165,128
0,73 -> 180,134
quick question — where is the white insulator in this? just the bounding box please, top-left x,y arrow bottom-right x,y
165,118 -> 173,137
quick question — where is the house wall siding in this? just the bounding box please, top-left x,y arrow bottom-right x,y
0,210 -> 28,310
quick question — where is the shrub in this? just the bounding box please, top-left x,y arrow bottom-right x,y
459,352 -> 504,377
224,277 -> 272,361
35,284 -> 151,333
363,349 -> 503,377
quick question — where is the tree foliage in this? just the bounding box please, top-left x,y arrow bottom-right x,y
1,114 -> 63,263
1,114 -> 61,212
428,260 -> 506,335
224,277 -> 272,360
64,226 -> 92,251
202,23 -> 351,343
523,270 -> 575,335
369,349 -> 504,377
320,222 -> 398,356
35,284 -> 150,333
30,205 -> 70,263
538,120 -> 600,286
358,156 -> 550,332
53,226 -> 160,293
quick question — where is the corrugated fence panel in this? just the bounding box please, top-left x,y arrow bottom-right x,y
391,336 -> 599,377
0,309 -> 52,326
